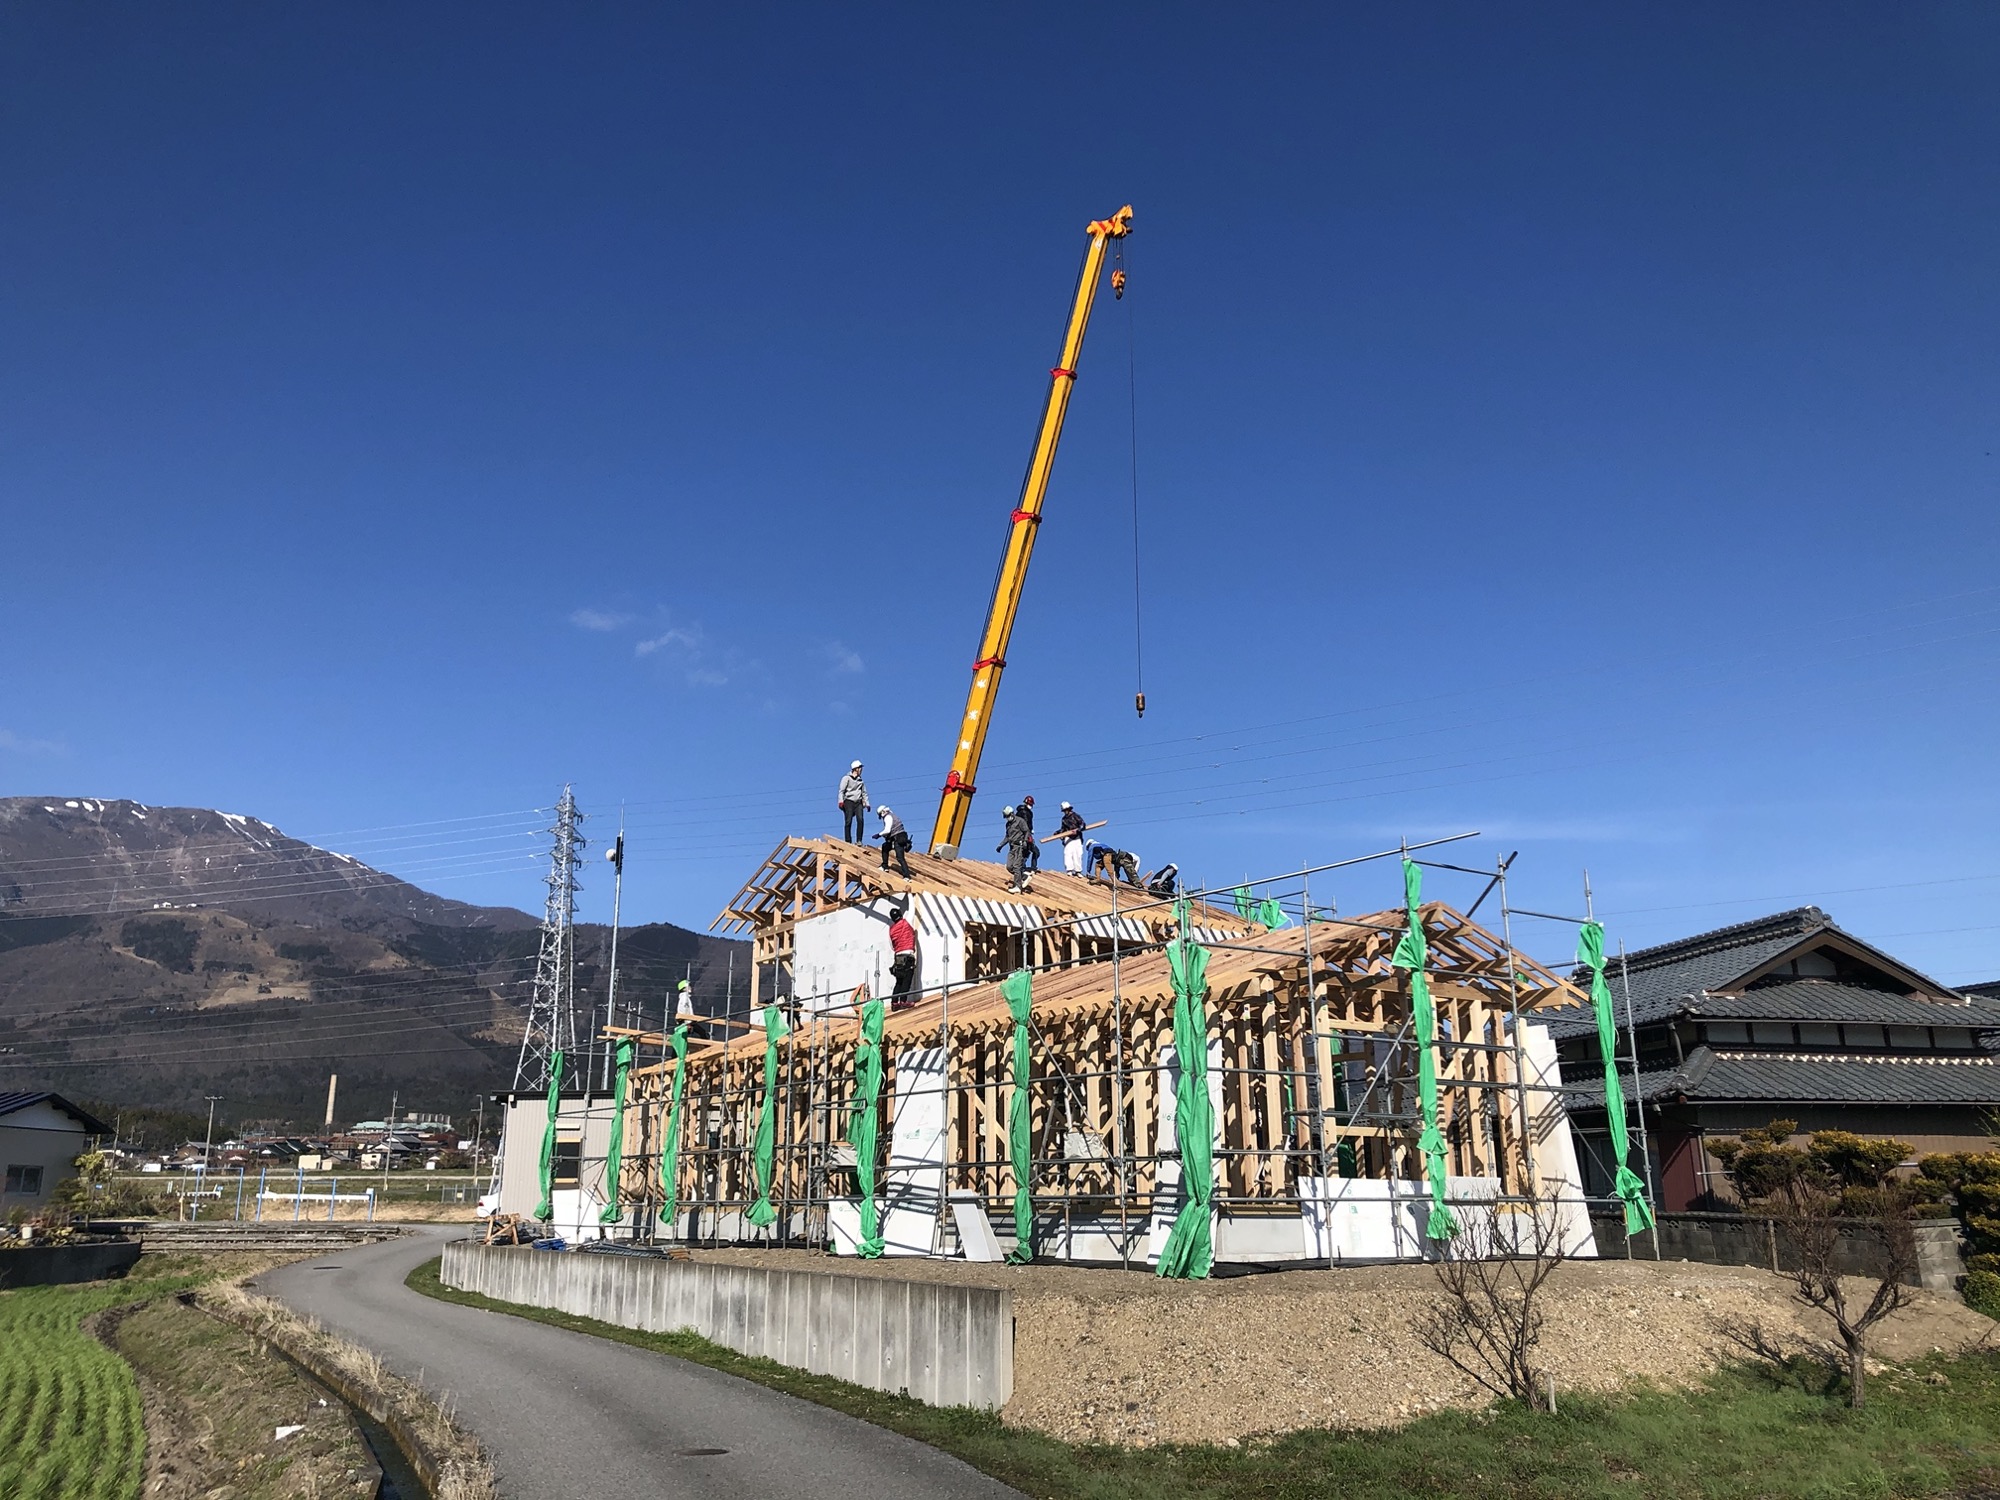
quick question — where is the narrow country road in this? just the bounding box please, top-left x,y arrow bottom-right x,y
256,1227 -> 1025,1500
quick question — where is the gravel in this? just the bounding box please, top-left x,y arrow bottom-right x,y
698,1248 -> 1999,1446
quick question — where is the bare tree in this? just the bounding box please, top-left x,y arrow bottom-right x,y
1416,1201 -> 1568,1410
1771,1183 -> 1916,1409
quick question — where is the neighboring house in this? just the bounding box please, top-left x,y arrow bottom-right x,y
1548,907 -> 2000,1212
489,1090 -> 618,1242
0,1091 -> 110,1214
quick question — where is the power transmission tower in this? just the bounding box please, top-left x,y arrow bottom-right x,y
513,786 -> 586,1093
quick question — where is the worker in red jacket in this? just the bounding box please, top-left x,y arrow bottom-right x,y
888,905 -> 919,1009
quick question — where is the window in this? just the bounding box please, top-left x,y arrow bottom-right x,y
4,1165 -> 43,1196
1750,1022 -> 1794,1046
1701,1022 -> 1749,1045
1843,1024 -> 1887,1049
1887,1026 -> 1931,1051
1797,1023 -> 1841,1049
552,1140 -> 581,1187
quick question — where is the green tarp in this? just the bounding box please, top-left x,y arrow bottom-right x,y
1232,885 -> 1289,929
533,1049 -> 563,1223
745,1003 -> 788,1228
851,993 -> 887,1258
1390,861 -> 1458,1241
1002,970 -> 1036,1264
599,1038 -> 635,1224
658,1023 -> 690,1235
1157,901 -> 1216,1279
1577,921 -> 1657,1234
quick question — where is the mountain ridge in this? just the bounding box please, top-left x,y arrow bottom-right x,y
0,796 -> 745,1126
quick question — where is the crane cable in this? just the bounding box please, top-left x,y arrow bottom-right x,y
1118,236 -> 1146,719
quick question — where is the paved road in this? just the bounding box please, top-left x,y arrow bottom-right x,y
257,1228 -> 1024,1500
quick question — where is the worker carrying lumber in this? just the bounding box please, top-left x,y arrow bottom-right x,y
838,760 -> 868,843
1086,841 -> 1142,888
875,804 -> 912,878
1143,863 -> 1180,899
1056,802 -> 1088,874
998,805 -> 1033,893
1018,795 -> 1040,872
887,904 -> 919,1010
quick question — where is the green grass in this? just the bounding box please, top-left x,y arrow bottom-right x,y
0,1259 -> 209,1500
409,1255 -> 2000,1499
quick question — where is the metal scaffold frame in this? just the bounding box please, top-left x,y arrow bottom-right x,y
593,836 -> 1649,1261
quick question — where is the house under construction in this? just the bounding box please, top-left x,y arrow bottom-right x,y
532,835 -> 1606,1265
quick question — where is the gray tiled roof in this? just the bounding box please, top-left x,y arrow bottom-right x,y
1681,982 -> 2000,1029
1567,1047 -> 2000,1109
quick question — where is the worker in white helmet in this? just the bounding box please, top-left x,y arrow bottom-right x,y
838,760 -> 867,843
875,804 -> 912,878
1057,801 -> 1087,875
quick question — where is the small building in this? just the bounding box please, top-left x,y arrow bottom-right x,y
0,1092 -> 110,1214
488,1091 -> 620,1242
1548,906 -> 2000,1211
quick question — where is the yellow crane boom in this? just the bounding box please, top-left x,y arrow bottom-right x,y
930,204 -> 1133,858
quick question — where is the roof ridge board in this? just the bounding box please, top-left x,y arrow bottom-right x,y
1615,906 -> 1830,971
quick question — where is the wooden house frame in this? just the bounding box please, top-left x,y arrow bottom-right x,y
609,840 -> 1593,1263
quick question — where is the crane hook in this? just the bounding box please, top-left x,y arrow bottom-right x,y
1111,267 -> 1127,300
1135,691 -> 1146,718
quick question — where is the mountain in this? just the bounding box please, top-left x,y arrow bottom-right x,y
0,797 -> 745,1128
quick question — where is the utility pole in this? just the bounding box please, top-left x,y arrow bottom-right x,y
601,819 -> 625,1091
472,1094 -> 486,1182
201,1095 -> 221,1173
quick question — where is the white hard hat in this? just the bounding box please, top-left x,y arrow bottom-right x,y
1002,805 -> 1015,816
876,804 -> 890,815
1060,801 -> 1072,810
851,759 -> 863,769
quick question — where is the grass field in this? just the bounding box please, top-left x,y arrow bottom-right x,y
0,1261 -> 205,1500
410,1255 -> 2000,1499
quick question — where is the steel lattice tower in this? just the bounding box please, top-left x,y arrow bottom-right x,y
513,786 -> 586,1092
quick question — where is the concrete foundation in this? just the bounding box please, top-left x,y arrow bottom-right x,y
0,1238 -> 141,1289
441,1240 -> 1013,1409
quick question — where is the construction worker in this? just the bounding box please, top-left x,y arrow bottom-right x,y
838,760 -> 867,843
1088,842 -> 1141,888
997,805 -> 1032,893
675,978 -> 694,1020
1018,795 -> 1039,872
875,804 -> 912,878
1056,802 -> 1087,875
887,905 -> 918,1009
1143,862 -> 1180,899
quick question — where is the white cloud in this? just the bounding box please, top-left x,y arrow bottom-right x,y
0,728 -> 65,756
569,607 -> 632,632
823,641 -> 865,676
636,626 -> 704,658
687,668 -> 729,688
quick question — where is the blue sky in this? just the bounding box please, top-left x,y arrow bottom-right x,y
4,5 -> 1998,979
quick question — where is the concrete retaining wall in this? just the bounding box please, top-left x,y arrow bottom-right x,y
1591,1212 -> 1965,1297
441,1242 -> 1012,1409
0,1238 -> 141,1289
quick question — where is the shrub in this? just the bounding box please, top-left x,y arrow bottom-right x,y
1964,1269 -> 2000,1321
117,918 -> 197,973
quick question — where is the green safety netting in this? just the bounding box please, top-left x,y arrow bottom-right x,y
658,1023 -> 691,1234
851,993 -> 887,1258
1001,970 -> 1036,1264
1232,885 -> 1289,929
1390,861 -> 1458,1241
1577,921 -> 1657,1234
533,1049 -> 564,1223
745,1004 -> 788,1228
599,1037 -> 635,1224
1157,900 -> 1216,1279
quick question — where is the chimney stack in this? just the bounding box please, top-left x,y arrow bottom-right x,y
324,1073 -> 339,1131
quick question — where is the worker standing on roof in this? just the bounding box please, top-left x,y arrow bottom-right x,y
888,904 -> 918,1010
998,805 -> 1032,893
838,760 -> 867,843
1019,795 -> 1039,873
876,804 -> 912,879
1056,802 -> 1087,875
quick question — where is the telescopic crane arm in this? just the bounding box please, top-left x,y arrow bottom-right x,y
929,205 -> 1133,858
